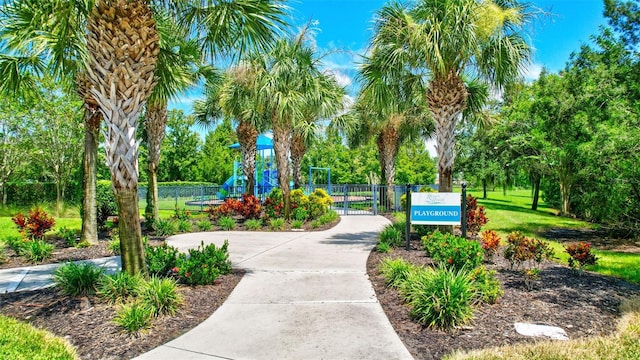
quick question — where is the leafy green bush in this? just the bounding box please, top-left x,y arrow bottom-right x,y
96,181 -> 118,229
53,262 -> 104,296
379,225 -> 403,247
114,301 -> 154,333
290,189 -> 310,220
4,235 -> 26,254
176,219 -> 192,233
218,216 -> 236,231
58,227 -> 78,247
308,188 -> 333,219
0,315 -> 79,359
154,219 -> 177,236
422,231 -> 484,270
197,220 -> 212,231
145,243 -> 179,278
108,238 -> 120,255
22,240 -> 55,264
97,272 -> 143,304
316,210 -> 338,225
292,207 -> 309,221
291,219 -> 304,229
269,218 -> 285,231
137,277 -> 183,317
175,240 -> 231,285
400,265 -> 476,329
245,218 -> 263,230
470,266 -> 503,304
380,258 -> 420,288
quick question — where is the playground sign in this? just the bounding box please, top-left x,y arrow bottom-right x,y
410,192 -> 461,225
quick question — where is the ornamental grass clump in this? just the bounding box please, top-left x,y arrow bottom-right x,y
97,271 -> 144,304
22,240 -> 55,264
379,225 -> 403,247
137,276 -> 183,317
54,262 -> 104,296
114,301 -> 154,333
380,257 -> 421,288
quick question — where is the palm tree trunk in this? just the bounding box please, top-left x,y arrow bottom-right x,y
237,121 -> 257,195
144,102 -> 167,225
377,127 -> 400,209
272,123 -> 291,219
291,133 -> 306,190
81,110 -> 100,244
86,0 -> 159,275
426,73 -> 467,234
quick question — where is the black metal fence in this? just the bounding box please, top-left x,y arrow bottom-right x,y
138,184 -> 435,215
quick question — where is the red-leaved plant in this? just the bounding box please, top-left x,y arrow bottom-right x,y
466,195 -> 488,236
480,230 -> 501,260
11,207 -> 56,239
565,242 -> 598,270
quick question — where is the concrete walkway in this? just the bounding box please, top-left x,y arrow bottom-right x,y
136,215 -> 413,360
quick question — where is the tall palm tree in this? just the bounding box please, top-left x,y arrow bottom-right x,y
194,61 -> 266,196
0,0 -> 103,245
351,44 -> 432,207
372,0 -> 531,194
291,71 -> 346,189
252,27 -> 327,218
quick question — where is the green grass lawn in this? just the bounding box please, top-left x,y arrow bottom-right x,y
467,188 -> 640,284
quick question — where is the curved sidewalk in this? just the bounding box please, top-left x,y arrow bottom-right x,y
136,215 -> 413,360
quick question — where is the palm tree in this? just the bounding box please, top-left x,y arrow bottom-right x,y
371,0 -> 531,194
252,27 -> 328,218
194,62 -> 266,196
291,71 -> 346,189
351,44 -> 432,207
0,0 -> 104,245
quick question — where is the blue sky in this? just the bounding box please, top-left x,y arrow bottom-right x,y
170,0 -> 608,114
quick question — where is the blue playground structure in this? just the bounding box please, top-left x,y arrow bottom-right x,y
217,135 -> 279,199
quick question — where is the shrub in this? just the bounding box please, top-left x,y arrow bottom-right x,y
97,181 -> 118,229
137,277 -> 183,317
114,301 -> 154,333
12,207 -> 56,239
503,231 -> 554,272
53,262 -> 104,296
316,210 -> 338,225
173,206 -> 191,221
422,231 -> 484,270
58,227 -> 78,247
245,218 -> 263,231
480,230 -> 501,260
380,258 -> 420,288
310,219 -> 321,229
290,189 -> 310,220
240,194 -> 262,219
269,218 -> 285,231
218,216 -> 236,231
379,225 -> 403,247
97,272 -> 143,304
376,241 -> 391,253
22,240 -> 55,264
197,220 -> 213,231
466,195 -> 488,236
263,188 -> 284,219
470,266 -> 503,304
175,240 -> 231,285
308,188 -> 333,219
291,219 -> 304,229
207,198 -> 242,219
400,265 -> 476,329
4,235 -> 26,254
145,243 -> 179,278
176,219 -> 192,233
566,242 -> 598,270
154,218 -> 177,236
292,207 -> 309,221
108,238 -> 121,255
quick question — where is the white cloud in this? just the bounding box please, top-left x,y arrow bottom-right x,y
523,63 -> 543,81
326,69 -> 353,87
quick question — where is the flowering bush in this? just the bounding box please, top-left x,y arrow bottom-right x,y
11,207 -> 56,240
565,242 -> 598,270
480,230 -> 501,260
308,188 -> 333,219
466,195 -> 488,236
503,231 -> 554,272
422,231 -> 484,270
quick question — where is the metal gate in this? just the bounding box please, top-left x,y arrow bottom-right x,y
326,184 -> 403,215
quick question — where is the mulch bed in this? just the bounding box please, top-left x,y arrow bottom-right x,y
0,270 -> 243,359
366,236 -> 640,360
